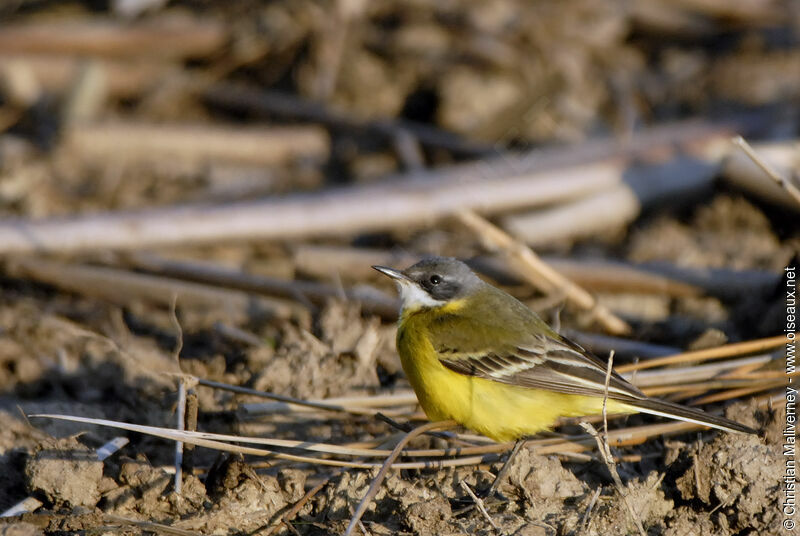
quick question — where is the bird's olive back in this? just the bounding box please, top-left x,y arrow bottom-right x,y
402,257 -> 482,301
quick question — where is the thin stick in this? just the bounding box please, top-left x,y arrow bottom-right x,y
616,335 -> 787,372
455,209 -> 632,335
580,423 -> 646,536
170,296 -> 185,494
198,378 -> 399,416
174,379 -> 186,495
732,136 -> 800,207
485,439 -> 525,498
602,351 -> 615,442
580,487 -> 602,530
460,481 -> 500,532
241,391 -> 418,415
345,421 -> 456,536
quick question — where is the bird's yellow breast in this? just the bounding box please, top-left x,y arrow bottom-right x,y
397,305 -> 626,442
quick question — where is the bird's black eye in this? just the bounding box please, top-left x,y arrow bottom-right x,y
429,274 -> 442,285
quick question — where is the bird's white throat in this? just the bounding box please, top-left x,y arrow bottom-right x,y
395,281 -> 446,311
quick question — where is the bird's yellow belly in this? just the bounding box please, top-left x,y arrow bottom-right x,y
397,315 -> 628,442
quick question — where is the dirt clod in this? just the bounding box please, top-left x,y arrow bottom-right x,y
675,433 -> 782,533
404,495 -> 456,535
514,450 -> 586,501
24,438 -> 104,509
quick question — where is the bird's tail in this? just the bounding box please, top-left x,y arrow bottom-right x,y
622,397 -> 757,434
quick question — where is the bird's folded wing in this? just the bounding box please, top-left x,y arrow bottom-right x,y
432,323 -> 646,402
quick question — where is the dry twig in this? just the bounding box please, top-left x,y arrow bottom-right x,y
455,209 -> 631,335
731,136 -> 800,207
459,481 -> 501,532
582,350 -> 646,536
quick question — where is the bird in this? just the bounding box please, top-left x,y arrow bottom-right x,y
373,256 -> 756,443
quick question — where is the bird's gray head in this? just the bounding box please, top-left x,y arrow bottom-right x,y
372,257 -> 483,311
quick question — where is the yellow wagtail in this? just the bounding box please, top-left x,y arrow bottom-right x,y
373,257 -> 756,442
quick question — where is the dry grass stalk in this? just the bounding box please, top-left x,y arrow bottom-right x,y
722,139 -> 800,212
617,335 -> 788,372
455,209 -> 632,335
241,391 -> 417,416
0,53 -> 174,99
64,122 -> 329,166
626,354 -> 774,387
732,136 -> 800,207
199,378 -> 408,417
0,16 -> 226,59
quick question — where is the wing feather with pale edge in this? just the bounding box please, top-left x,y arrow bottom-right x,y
433,321 -> 647,403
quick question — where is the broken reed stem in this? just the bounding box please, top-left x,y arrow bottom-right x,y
643,378 -> 786,399
691,383 -> 786,405
183,389 -> 199,475
732,136 -> 800,207
455,209 -> 632,335
616,334 -> 787,373
345,420 -> 456,536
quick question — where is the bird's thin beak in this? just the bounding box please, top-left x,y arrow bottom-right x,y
372,265 -> 408,281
